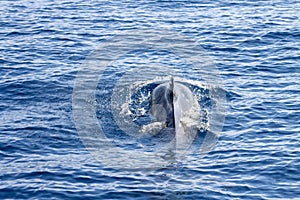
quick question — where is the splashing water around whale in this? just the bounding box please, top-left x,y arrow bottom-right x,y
72,29 -> 226,169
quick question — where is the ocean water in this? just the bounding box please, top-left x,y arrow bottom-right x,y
1,0 -> 300,199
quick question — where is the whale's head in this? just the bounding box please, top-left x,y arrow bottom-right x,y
150,77 -> 195,129
149,77 -> 198,151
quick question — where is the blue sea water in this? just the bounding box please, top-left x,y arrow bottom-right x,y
1,0 -> 300,199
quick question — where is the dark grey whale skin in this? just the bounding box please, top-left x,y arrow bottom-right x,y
150,78 -> 175,128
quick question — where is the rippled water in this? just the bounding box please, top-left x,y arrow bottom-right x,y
1,0 -> 300,199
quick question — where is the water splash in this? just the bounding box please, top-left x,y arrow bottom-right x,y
72,29 -> 226,169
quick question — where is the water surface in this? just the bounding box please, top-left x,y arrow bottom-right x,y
1,0 -> 300,199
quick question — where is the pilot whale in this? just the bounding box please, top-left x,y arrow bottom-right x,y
144,77 -> 199,152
